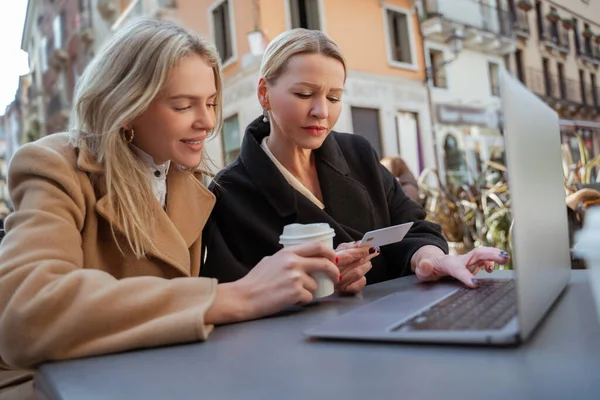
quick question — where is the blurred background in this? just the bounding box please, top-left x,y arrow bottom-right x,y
0,0 -> 599,261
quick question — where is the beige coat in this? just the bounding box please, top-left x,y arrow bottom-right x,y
0,133 -> 218,376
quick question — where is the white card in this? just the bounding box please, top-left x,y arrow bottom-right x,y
358,222 -> 414,248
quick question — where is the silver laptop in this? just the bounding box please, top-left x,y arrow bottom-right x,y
305,70 -> 572,345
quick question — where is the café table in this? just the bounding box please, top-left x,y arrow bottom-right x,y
35,270 -> 600,400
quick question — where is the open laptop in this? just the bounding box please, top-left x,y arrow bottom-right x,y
305,70 -> 572,345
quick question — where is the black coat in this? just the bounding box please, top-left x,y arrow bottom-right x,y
201,116 -> 448,284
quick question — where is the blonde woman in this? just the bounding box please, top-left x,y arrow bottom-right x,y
202,29 -> 510,294
0,19 -> 339,398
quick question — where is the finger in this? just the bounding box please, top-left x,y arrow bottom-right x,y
339,261 -> 372,288
484,261 -> 495,273
337,250 -> 379,275
463,247 -> 510,267
336,246 -> 379,266
335,241 -> 359,251
341,276 -> 367,294
415,259 -> 440,282
295,287 -> 314,305
451,265 -> 478,288
286,242 -> 336,262
297,256 -> 341,284
298,271 -> 318,294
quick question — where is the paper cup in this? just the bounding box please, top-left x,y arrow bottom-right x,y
279,223 -> 336,298
573,206 -> 600,321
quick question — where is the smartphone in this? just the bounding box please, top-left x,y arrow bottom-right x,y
358,222 -> 414,248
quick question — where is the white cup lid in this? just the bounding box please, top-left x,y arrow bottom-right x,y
279,223 -> 335,243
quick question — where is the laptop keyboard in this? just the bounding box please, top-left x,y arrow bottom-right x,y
394,279 -> 517,331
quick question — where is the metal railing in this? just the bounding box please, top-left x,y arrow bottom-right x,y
541,19 -> 570,51
527,68 -> 588,104
423,0 -> 513,38
514,8 -> 530,34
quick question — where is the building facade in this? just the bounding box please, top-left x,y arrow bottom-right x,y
174,0 -> 436,174
418,0 -> 516,182
505,0 -> 600,164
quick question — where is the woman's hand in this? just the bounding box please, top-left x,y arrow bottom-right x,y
334,242 -> 380,294
412,245 -> 511,288
233,242 -> 340,319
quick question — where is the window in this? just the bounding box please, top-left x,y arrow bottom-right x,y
542,58 -> 551,97
584,23 -> 593,55
488,62 -> 500,97
580,69 -> 587,105
385,7 -> 414,67
515,49 -> 525,83
52,12 -> 66,49
549,7 -> 559,42
557,62 -> 566,100
573,18 -> 581,55
222,114 -> 241,165
289,0 -> 321,30
591,73 -> 598,107
535,1 -> 544,40
428,49 -> 447,88
351,107 -> 382,157
40,37 -> 48,72
211,0 -> 233,64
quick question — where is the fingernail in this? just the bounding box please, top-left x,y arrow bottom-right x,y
369,247 -> 376,254
376,246 -> 381,254
339,274 -> 343,281
472,278 -> 479,285
500,251 -> 509,258
335,256 -> 339,264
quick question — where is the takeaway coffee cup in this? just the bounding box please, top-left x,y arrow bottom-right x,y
279,223 -> 336,298
573,206 -> 600,321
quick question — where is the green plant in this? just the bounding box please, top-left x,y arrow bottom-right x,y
418,162 -> 513,269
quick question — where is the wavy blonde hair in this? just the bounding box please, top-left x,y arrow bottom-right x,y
70,18 -> 222,258
260,28 -> 347,84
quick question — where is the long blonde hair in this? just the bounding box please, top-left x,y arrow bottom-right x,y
260,28 -> 347,84
70,18 -> 223,258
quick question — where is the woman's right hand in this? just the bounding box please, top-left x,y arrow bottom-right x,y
235,242 -> 339,319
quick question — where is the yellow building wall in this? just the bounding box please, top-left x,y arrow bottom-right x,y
323,0 -> 426,81
180,0 -> 426,81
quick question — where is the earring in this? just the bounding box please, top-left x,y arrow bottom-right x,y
120,127 -> 134,143
262,108 -> 269,123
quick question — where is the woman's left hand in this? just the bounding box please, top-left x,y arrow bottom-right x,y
412,245 -> 511,288
334,242 -> 380,294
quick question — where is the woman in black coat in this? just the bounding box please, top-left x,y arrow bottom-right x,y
202,29 -> 509,294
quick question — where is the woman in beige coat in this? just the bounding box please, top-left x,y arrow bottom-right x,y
0,18 -> 339,399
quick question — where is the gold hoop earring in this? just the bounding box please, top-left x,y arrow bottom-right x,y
120,127 -> 135,143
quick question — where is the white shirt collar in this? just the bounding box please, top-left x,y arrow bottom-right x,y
260,137 -> 325,210
130,144 -> 171,179
130,144 -> 170,207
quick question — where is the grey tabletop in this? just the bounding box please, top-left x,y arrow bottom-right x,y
36,270 -> 600,400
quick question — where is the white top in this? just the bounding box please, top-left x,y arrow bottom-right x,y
131,145 -> 171,208
260,137 -> 325,210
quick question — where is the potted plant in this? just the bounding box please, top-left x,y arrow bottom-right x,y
547,9 -> 560,23
562,18 -> 574,30
583,25 -> 594,38
418,162 -> 513,266
517,0 -> 533,12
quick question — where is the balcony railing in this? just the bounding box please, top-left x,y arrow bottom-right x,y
514,8 -> 530,36
541,19 -> 570,53
528,68 -> 600,113
423,0 -> 513,38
